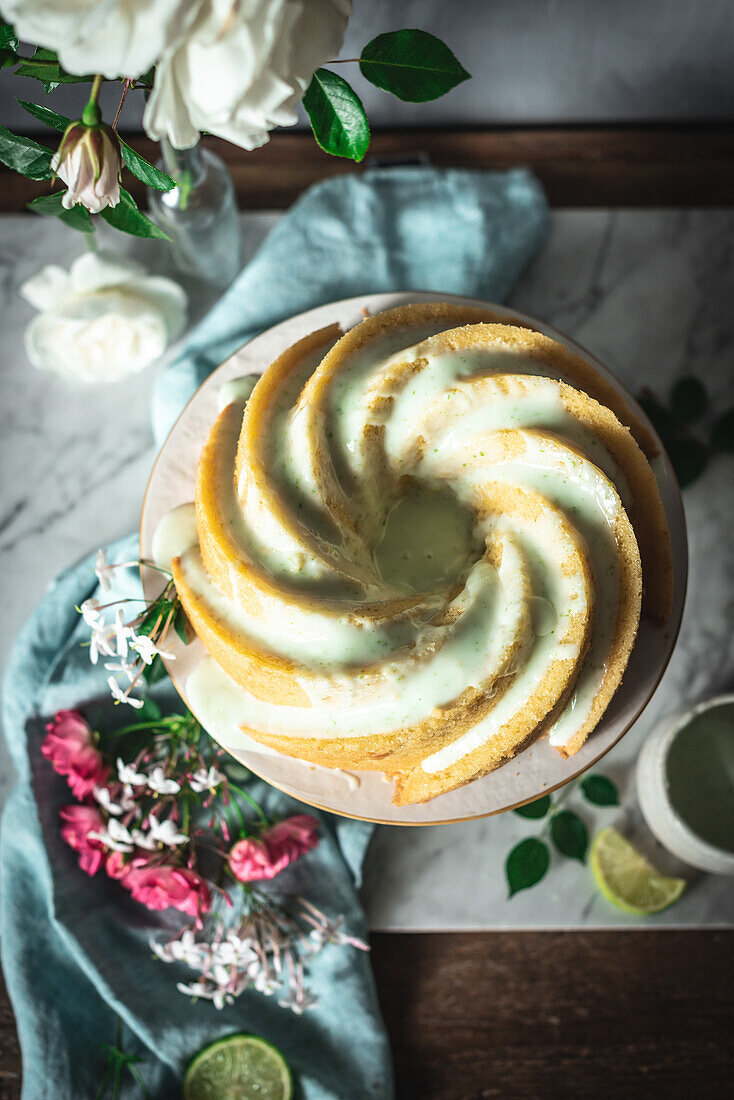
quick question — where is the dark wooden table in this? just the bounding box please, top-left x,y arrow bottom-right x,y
1,932 -> 733,1098
2,126 -> 733,1098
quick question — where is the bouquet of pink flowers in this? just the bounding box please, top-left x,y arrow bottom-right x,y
43,702 -> 367,1014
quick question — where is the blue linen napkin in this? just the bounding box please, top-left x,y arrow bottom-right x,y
2,165 -> 548,1099
153,165 -> 548,444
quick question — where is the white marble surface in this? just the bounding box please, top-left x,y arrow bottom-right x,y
1,209 -> 733,929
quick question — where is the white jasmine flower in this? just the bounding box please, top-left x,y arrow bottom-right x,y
90,818 -> 134,853
129,828 -> 157,851
211,988 -> 234,1011
107,676 -> 144,708
150,939 -> 175,963
189,765 -> 225,793
171,931 -> 210,968
90,622 -> 117,665
114,608 -> 131,658
95,549 -> 115,592
144,816 -> 188,848
210,963 -> 232,989
129,631 -> 176,666
176,980 -> 210,999
278,988 -> 318,1015
93,786 -> 124,817
104,659 -> 138,684
80,598 -> 103,627
116,758 -> 148,787
147,767 -> 181,795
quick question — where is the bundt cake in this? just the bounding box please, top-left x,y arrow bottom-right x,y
168,303 -> 672,804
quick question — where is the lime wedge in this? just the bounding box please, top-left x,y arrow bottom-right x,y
184,1034 -> 293,1100
590,827 -> 686,915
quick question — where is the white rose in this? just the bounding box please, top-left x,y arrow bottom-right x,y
143,0 -> 351,151
0,0 -> 197,79
20,251 -> 187,383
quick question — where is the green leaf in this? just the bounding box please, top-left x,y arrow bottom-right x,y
513,794 -> 551,819
16,47 -> 92,90
174,605 -> 189,646
303,69 -> 370,162
0,20 -> 18,53
0,20 -> 17,68
17,99 -> 70,132
551,810 -> 588,862
0,125 -> 53,180
135,67 -> 156,91
580,774 -> 619,807
666,436 -> 709,489
28,192 -> 94,233
142,653 -> 168,686
101,187 -> 171,240
670,376 -> 707,424
137,597 -> 174,637
136,698 -> 162,723
118,139 -> 175,191
711,408 -> 734,453
505,837 -> 550,897
359,29 -> 470,102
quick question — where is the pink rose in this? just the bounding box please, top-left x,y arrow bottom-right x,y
121,859 -> 211,920
105,850 -> 127,879
229,815 -> 319,883
42,709 -> 110,799
59,804 -> 106,876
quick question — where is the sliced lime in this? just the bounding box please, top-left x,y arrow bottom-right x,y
590,827 -> 686,915
184,1034 -> 293,1100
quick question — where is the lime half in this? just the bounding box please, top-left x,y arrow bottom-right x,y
590,827 -> 686,915
184,1034 -> 293,1100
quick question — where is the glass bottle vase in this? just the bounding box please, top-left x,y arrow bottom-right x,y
147,139 -> 242,288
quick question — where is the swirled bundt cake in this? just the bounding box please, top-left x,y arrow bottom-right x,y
171,303 -> 672,804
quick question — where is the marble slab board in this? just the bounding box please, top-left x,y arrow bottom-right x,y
1,209 -> 733,929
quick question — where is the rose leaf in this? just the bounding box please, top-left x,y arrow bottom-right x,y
303,69 -> 370,162
360,29 -> 470,102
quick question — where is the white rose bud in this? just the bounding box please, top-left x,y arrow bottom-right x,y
51,120 -> 122,215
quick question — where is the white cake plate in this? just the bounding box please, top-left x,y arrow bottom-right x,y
140,292 -> 687,825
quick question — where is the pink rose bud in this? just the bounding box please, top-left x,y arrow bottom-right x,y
59,804 -> 106,876
229,814 -> 319,883
121,859 -> 212,920
42,709 -> 110,799
51,120 -> 121,214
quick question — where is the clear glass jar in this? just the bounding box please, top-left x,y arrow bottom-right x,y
147,139 -> 242,288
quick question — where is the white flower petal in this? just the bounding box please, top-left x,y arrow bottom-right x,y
143,0 -> 350,151
21,250 -> 187,384
69,251 -> 144,295
19,264 -> 72,312
1,0 -> 197,80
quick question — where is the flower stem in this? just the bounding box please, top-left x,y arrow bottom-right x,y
112,78 -> 133,132
228,782 -> 269,825
82,74 -> 104,127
